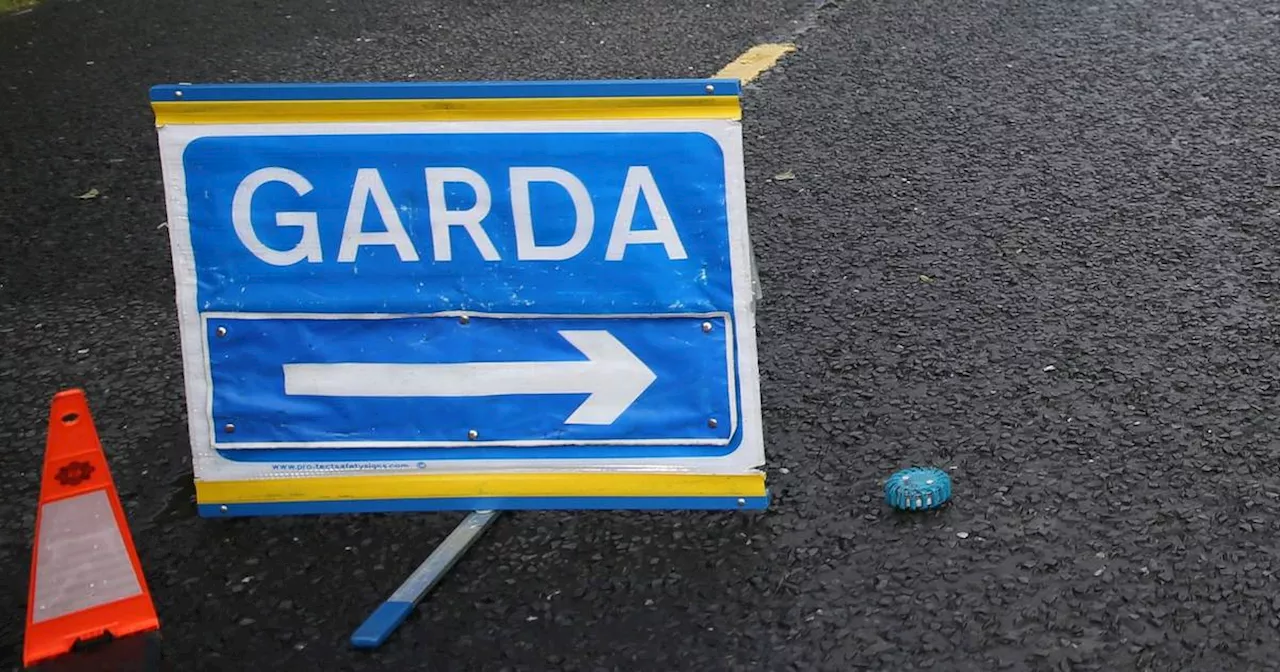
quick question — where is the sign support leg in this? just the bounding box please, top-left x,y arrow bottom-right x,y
351,510 -> 500,649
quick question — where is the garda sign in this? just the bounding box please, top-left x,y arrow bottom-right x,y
151,80 -> 767,516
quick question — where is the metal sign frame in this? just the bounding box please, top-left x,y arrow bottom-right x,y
151,79 -> 768,517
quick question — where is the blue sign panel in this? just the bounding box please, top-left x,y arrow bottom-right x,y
206,314 -> 736,458
181,129 -> 746,459
182,133 -> 732,315
155,80 -> 764,488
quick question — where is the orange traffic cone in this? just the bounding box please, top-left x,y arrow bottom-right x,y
23,389 -> 159,669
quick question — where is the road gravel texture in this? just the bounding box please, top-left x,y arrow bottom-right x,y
3,0 -> 1280,670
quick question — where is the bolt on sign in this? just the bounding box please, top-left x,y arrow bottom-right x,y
150,79 -> 768,515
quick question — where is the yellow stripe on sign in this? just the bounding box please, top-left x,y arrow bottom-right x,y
152,95 -> 742,125
715,43 -> 797,85
197,471 -> 767,504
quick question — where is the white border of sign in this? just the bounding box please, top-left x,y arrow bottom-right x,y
156,119 -> 764,481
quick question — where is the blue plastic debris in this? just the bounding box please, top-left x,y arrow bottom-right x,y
884,467 -> 952,511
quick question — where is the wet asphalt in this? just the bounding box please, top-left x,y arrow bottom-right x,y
4,0 -> 1280,670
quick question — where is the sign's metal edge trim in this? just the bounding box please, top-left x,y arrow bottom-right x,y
149,79 -> 743,102
198,494 -> 771,516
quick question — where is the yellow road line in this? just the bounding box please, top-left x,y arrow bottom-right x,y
715,43 -> 797,85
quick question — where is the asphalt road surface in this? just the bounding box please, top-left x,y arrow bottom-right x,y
4,0 -> 1280,669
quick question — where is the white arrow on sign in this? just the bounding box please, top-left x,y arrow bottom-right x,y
281,330 -> 657,425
